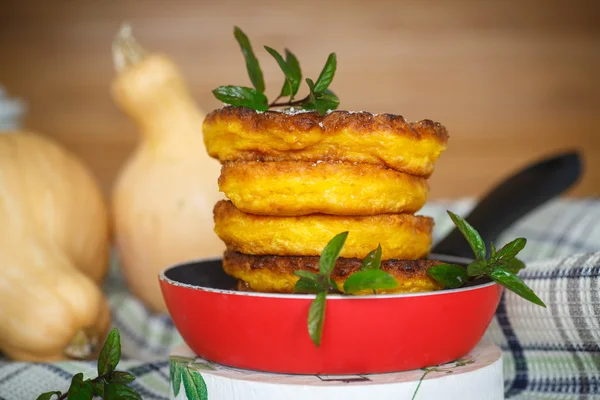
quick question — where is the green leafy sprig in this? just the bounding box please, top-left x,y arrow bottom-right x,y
212,26 -> 340,115
291,231 -> 346,347
37,329 -> 141,400
343,244 -> 398,295
170,357 -> 209,400
293,234 -> 398,346
427,211 -> 546,307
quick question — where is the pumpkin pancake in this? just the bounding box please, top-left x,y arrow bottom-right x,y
223,251 -> 444,295
203,106 -> 448,178
214,200 -> 433,260
219,160 -> 429,216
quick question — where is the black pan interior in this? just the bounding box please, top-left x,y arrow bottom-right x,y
163,259 -> 491,291
164,259 -> 238,290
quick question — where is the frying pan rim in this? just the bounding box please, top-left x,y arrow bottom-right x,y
159,257 -> 498,300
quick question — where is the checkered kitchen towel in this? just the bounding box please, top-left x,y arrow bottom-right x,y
1,198 -> 599,399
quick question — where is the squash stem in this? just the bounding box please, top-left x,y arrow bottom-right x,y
64,328 -> 97,359
112,23 -> 147,72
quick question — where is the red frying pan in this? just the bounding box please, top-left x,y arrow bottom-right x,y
159,151 -> 581,375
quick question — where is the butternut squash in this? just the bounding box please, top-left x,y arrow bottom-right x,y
0,130 -> 112,360
0,229 -> 111,361
0,131 -> 111,283
110,25 -> 224,313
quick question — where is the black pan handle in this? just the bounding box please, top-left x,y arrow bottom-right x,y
431,150 -> 583,259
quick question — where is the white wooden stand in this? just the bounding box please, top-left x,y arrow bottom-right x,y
169,342 -> 504,400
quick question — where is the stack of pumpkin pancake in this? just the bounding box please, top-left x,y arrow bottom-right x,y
202,106 -> 449,295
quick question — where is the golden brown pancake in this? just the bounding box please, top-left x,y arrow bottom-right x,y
219,160 -> 429,216
223,251 -> 444,294
203,106 -> 448,177
214,200 -> 433,260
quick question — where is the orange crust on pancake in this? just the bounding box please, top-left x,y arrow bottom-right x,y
214,200 -> 433,260
219,160 -> 429,216
223,250 -> 444,294
203,106 -> 448,177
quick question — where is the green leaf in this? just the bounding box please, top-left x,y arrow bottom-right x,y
264,46 -> 294,98
466,259 -> 490,277
172,362 -> 183,396
212,86 -> 269,111
264,46 -> 302,101
233,26 -> 265,92
97,328 -> 121,376
427,264 -> 469,289
318,231 -> 348,276
36,392 -> 61,400
108,371 -> 136,383
104,383 -> 142,400
303,79 -> 336,115
169,360 -> 176,393
314,90 -> 340,112
307,291 -> 327,347
328,277 -> 340,292
182,367 -> 209,400
313,53 -> 337,92
447,211 -> 486,261
293,278 -> 325,294
496,238 -> 527,261
490,242 -> 497,260
91,380 -> 104,397
500,257 -> 526,274
360,244 -> 382,271
490,268 -> 546,307
300,78 -> 327,115
343,269 -> 398,293
281,49 -> 302,98
293,270 -> 320,281
67,373 -> 93,400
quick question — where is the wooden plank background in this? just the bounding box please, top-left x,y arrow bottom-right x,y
0,0 -> 598,199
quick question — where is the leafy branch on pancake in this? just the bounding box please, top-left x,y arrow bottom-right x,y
293,233 -> 398,347
342,244 -> 398,295
295,211 -> 546,348
212,26 -> 340,115
427,211 -> 546,308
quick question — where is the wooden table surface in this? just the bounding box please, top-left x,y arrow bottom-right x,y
1,0 -> 598,199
